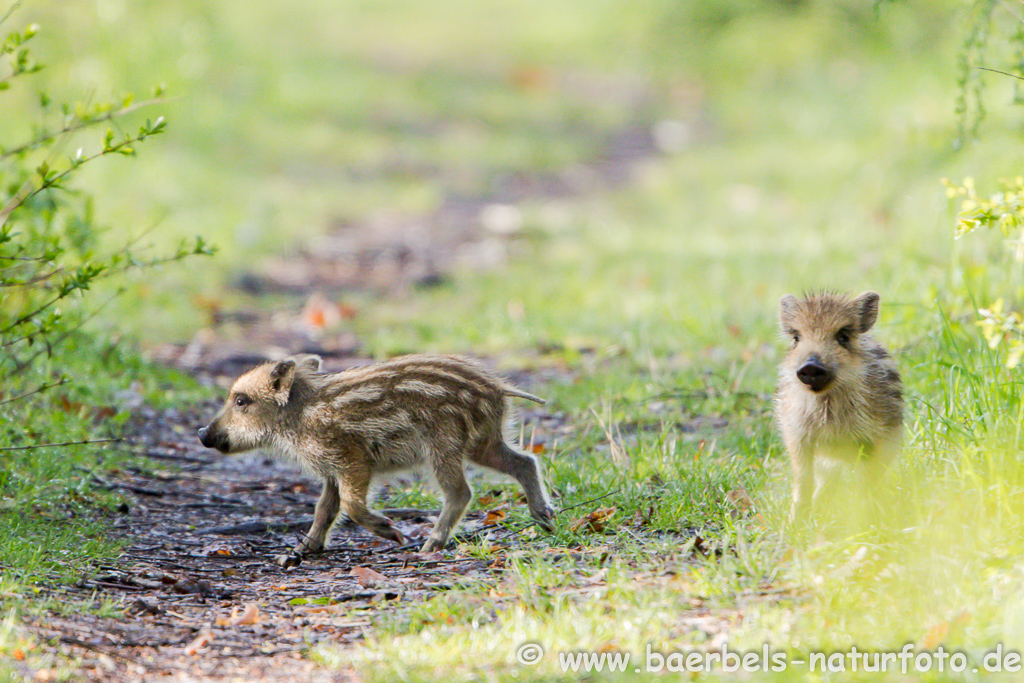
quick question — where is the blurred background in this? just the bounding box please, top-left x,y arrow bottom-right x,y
6,0 -> 1004,364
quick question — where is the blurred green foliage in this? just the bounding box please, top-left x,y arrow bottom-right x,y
0,7 -> 211,590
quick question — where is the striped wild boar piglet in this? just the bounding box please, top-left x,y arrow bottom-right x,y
775,291 -> 904,523
198,354 -> 556,567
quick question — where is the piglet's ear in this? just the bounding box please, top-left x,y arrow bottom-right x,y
269,359 -> 296,404
779,295 -> 798,332
854,291 -> 880,333
290,354 -> 323,373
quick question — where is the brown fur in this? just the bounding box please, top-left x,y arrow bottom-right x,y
198,354 -> 556,564
775,291 -> 903,522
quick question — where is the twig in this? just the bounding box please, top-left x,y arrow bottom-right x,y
0,377 -> 67,404
0,98 -> 166,161
0,437 -> 119,451
0,1 -> 25,27
197,518 -> 314,536
976,65 -> 1024,81
555,488 -> 621,516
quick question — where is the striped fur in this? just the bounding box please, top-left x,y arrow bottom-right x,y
198,354 -> 555,564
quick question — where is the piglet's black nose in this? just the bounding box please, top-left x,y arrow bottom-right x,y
797,357 -> 833,392
197,426 -> 210,446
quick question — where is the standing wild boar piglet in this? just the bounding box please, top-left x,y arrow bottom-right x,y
198,354 -> 556,566
775,291 -> 903,522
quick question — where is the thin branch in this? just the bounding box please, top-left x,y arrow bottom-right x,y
0,377 -> 67,404
0,255 -> 54,262
0,292 -> 62,338
0,103 -> 166,229
0,98 -> 165,161
0,1 -> 25,29
0,265 -> 65,287
6,289 -> 121,376
975,66 -> 1024,81
555,488 -> 621,516
0,438 -> 120,452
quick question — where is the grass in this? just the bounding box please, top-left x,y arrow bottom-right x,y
8,0 -> 1024,679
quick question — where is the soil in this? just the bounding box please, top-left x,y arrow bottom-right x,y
14,79 -> 709,682
20,396 -> 568,682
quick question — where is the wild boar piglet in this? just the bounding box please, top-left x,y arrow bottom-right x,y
198,354 -> 556,566
775,291 -> 903,521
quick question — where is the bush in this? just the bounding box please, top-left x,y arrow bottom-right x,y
0,12 -> 212,403
0,6 -> 212,581
945,176 -> 1024,366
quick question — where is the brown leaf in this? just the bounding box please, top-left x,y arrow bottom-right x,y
570,507 -> 617,533
483,507 -> 508,526
199,542 -> 233,557
215,603 -> 261,627
529,442 -> 545,454
726,488 -> 754,514
350,566 -> 388,587
183,630 -> 213,656
56,394 -> 82,414
302,291 -> 353,330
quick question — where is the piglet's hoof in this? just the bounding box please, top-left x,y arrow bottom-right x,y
419,538 -> 446,554
275,553 -> 303,569
534,506 -> 557,532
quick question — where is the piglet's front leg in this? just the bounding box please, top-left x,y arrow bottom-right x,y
276,478 -> 341,568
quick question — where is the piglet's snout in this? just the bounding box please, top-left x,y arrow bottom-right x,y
797,356 -> 833,392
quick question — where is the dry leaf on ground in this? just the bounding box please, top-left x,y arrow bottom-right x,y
215,603 -> 261,627
183,630 -> 214,656
350,566 -> 389,587
570,507 -> 617,533
483,506 -> 508,525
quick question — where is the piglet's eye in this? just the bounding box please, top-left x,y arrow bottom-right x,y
836,328 -> 852,346
234,394 -> 252,408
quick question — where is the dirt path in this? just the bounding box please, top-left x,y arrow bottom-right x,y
22,389 -> 568,682
16,85 -> 700,681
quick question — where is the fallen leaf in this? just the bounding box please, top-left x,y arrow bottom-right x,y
292,604 -> 357,616
12,649 -> 24,660
183,630 -> 213,656
301,291 -> 352,330
726,488 -> 754,515
529,443 -> 545,454
483,507 -> 508,526
476,492 -> 501,506
570,507 -> 617,533
350,566 -> 388,587
214,603 -> 260,627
